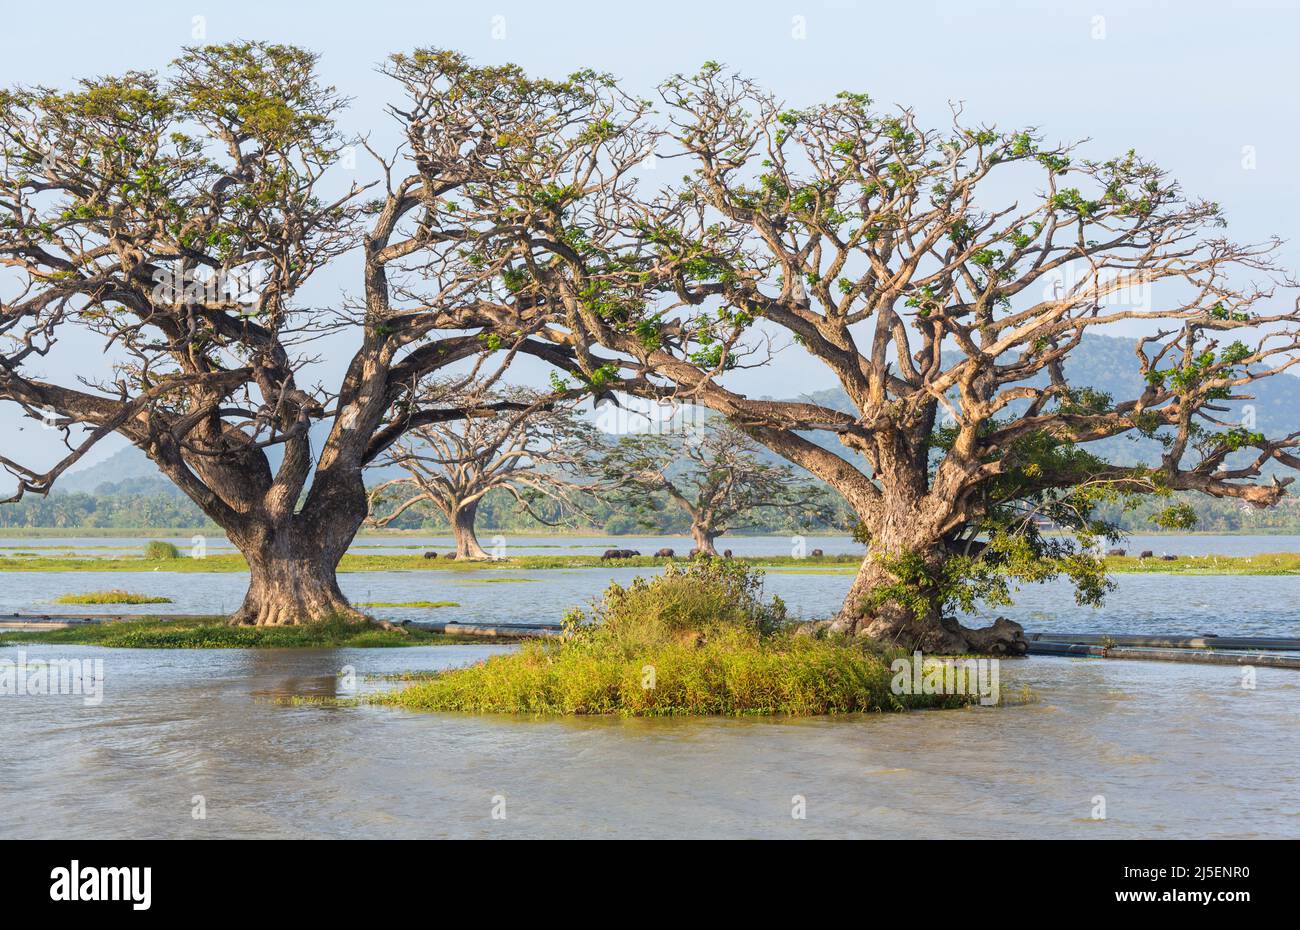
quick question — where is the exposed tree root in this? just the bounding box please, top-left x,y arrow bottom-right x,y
801,610 -> 1028,656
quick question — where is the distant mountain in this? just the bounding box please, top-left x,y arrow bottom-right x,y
58,445 -> 170,494
57,421 -> 408,495
786,333 -> 1300,470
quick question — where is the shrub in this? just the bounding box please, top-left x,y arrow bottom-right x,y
566,557 -> 789,649
144,540 -> 180,560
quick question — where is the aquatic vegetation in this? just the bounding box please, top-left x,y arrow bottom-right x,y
356,600 -> 459,608
273,694 -> 364,708
452,577 -> 540,584
54,590 -> 173,605
377,560 -> 970,716
0,615 -> 517,648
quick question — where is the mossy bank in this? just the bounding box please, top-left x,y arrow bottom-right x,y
0,615 -> 516,649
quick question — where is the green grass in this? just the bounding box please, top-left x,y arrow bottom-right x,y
356,600 -> 459,608
758,553 -> 1300,577
375,559 -> 970,717
0,551 -> 865,573
0,544 -> 136,550
0,615 -> 518,649
4,547 -> 1296,577
0,527 -> 214,538
53,590 -> 173,605
0,552 -> 250,572
377,635 -> 965,716
1104,553 -> 1300,574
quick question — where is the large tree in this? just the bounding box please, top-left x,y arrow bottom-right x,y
406,56 -> 1300,653
598,423 -> 833,554
367,385 -> 596,559
0,43 -> 555,625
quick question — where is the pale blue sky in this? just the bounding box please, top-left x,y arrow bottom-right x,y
2,0 -> 1297,480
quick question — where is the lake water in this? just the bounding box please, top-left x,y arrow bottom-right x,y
2,533 -> 1299,838
5,530 -> 1300,559
3,532 -> 1300,637
1,643 -> 1296,838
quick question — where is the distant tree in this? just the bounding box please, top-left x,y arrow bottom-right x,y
599,424 -> 834,555
367,386 -> 597,559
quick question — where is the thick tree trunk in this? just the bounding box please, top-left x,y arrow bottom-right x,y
231,546 -> 360,627
832,534 -> 1027,656
227,514 -> 365,627
691,523 -> 719,556
452,501 -> 490,560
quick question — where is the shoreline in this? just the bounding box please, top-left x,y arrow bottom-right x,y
6,526 -> 1300,539
3,551 -> 1300,575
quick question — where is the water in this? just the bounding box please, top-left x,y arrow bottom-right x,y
1,643 -> 1296,838
5,563 -> 1300,638
2,533 -> 1299,838
6,531 -> 1300,637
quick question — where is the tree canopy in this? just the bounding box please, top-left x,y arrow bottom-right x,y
4,44 -> 1298,648
395,54 -> 1300,650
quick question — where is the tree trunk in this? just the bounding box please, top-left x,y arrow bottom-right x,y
833,534 -> 1027,656
228,520 -> 363,627
691,523 -> 719,556
452,501 -> 490,560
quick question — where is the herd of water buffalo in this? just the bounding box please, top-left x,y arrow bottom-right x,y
592,547 -> 827,561
1106,549 -> 1179,560
418,547 -> 831,561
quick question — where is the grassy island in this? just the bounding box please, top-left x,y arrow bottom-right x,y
376,560 -> 973,717
53,590 -> 173,605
